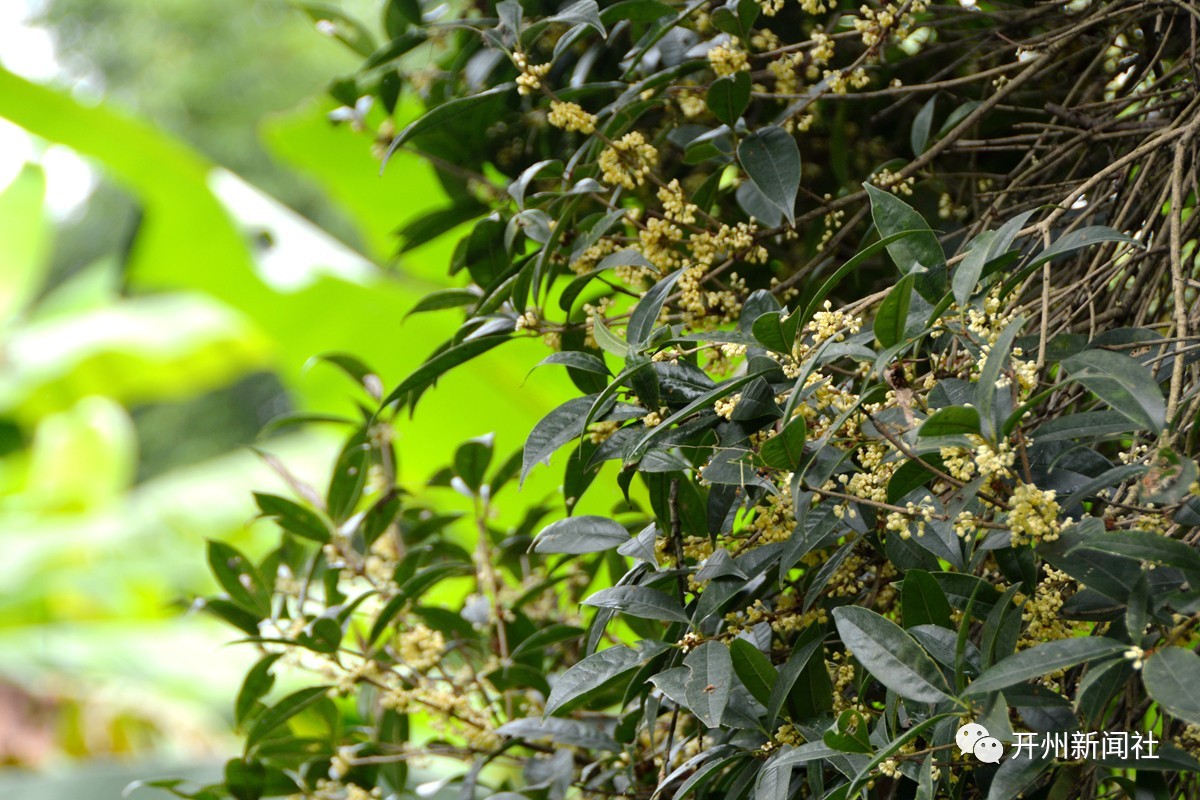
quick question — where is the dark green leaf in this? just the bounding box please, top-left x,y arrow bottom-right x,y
245,686 -> 332,753
545,643 -> 662,716
497,717 -> 619,751
902,569 -> 953,629
1143,647 -> 1200,725
1061,349 -> 1166,431
832,606 -> 951,703
207,540 -> 271,617
454,434 -> 494,492
522,394 -> 601,485
874,273 -> 914,348
236,654 -> 283,727
1028,226 -> 1140,270
919,405 -> 980,437
963,637 -> 1125,697
628,267 -> 686,348
707,72 -> 751,127
404,288 -> 478,317
684,641 -> 733,727
599,0 -> 674,23
737,126 -> 800,226
383,84 -> 514,165
760,416 -> 806,470
533,515 -> 629,554
953,229 -> 996,307
976,316 -> 1025,440
911,94 -> 936,156
383,335 -> 508,408
864,183 -> 945,277
730,638 -> 777,707
253,493 -> 330,544
583,585 -> 690,623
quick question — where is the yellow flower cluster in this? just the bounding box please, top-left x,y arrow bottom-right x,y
690,221 -> 767,266
598,131 -> 659,189
1016,565 -> 1080,647
871,166 -> 915,195
807,300 -> 863,348
587,419 -> 621,444
1008,482 -> 1063,546
745,480 -> 797,544
828,652 -> 856,711
885,500 -> 933,539
677,264 -> 748,329
639,216 -> 685,272
974,438 -> 1015,480
382,684 -> 500,750
940,446 -> 976,481
658,179 -> 698,225
513,52 -> 550,95
714,393 -> 741,420
547,100 -> 597,133
707,45 -> 750,77
397,623 -> 445,671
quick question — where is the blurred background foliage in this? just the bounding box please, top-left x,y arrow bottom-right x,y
0,1 -> 581,794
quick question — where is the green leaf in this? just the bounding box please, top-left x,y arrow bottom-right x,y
498,717 -> 619,751
583,585 -> 690,623
592,315 -> 629,357
963,637 -> 1125,697
253,493 -> 331,544
730,638 -> 777,707
902,569 -> 953,629
953,229 -> 997,307
224,758 -> 265,800
327,434 -> 370,523
710,0 -> 759,38
533,515 -> 629,554
874,273 -> 915,348
1067,529 -> 1200,572
751,311 -> 788,353
1143,647 -> 1200,726
383,83 -> 514,164
599,0 -> 675,23
454,434 -> 494,492
760,416 -> 807,470
737,126 -> 800,226
685,641 -> 733,727
976,316 -> 1025,441
911,94 -> 936,156
207,540 -> 271,617
766,632 -> 828,727
707,72 -> 751,127
919,405 -> 980,437
832,606 -> 951,703
534,351 -> 610,376
522,394 -> 601,485
1028,225 -> 1140,270
1061,349 -> 1166,432
864,183 -> 945,277
628,266 -> 686,348
544,644 -> 656,716
625,369 -> 771,463
245,686 -> 331,753
798,229 -> 931,326
235,654 -> 283,727
383,335 -> 509,408
404,287 -> 478,317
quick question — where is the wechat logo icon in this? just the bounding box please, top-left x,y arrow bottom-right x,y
957,723 -> 1004,764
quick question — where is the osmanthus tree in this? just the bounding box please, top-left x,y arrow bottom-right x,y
152,0 -> 1200,799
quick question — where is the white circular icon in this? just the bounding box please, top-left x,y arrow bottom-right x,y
955,722 -> 990,756
972,735 -> 1004,764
